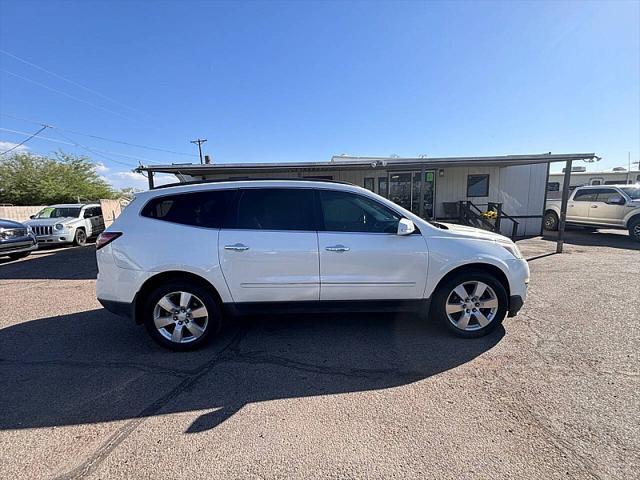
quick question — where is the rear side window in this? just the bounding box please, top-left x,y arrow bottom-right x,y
141,190 -> 234,228
233,188 -> 315,231
573,189 -> 597,202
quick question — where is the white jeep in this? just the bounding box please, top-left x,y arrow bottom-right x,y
544,185 -> 640,241
25,203 -> 105,246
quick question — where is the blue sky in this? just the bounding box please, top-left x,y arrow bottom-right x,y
1,0 -> 639,189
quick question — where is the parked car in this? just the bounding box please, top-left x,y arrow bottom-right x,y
544,185 -> 640,241
0,219 -> 38,260
96,180 -> 530,350
24,203 -> 105,246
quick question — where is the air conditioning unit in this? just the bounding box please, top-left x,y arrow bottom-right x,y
561,166 -> 587,173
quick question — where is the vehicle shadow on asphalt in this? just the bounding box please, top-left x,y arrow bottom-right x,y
0,245 -> 97,279
542,229 -> 640,251
0,308 -> 503,433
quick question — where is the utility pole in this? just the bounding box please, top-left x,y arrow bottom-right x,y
190,138 -> 207,164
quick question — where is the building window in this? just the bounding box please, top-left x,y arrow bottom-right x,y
304,176 -> 333,180
467,174 -> 489,197
364,177 -> 375,192
378,177 -> 388,197
547,182 -> 560,192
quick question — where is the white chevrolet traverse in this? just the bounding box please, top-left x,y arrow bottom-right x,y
96,180 -> 529,350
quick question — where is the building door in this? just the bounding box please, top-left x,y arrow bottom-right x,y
388,171 -> 436,219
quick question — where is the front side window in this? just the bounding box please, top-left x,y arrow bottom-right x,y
547,182 -> 560,192
234,188 -> 315,231
573,189 -> 597,202
319,190 -> 401,233
141,190 -> 233,228
594,189 -> 620,203
620,186 -> 640,200
467,174 -> 489,197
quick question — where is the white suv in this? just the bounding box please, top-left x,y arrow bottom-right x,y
96,180 -> 529,350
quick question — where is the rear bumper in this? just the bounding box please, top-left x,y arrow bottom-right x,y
508,295 -> 524,317
98,298 -> 135,320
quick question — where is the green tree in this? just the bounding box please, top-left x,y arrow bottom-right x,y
0,152 -> 116,205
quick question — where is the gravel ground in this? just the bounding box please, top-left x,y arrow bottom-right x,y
0,230 -> 638,479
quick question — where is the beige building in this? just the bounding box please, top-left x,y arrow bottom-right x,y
138,152 -> 597,237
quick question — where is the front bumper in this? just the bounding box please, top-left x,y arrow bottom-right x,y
35,233 -> 73,244
0,238 -> 38,256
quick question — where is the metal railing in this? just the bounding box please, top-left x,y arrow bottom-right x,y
458,201 -> 520,239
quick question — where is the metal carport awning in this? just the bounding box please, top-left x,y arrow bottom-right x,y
136,152 -> 599,253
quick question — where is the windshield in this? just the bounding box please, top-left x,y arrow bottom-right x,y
620,187 -> 640,200
34,207 -> 81,219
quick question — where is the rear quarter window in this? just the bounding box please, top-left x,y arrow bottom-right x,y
140,190 -> 234,228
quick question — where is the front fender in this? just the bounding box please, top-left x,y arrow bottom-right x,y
423,237 -> 514,298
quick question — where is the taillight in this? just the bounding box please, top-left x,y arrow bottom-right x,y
96,232 -> 122,250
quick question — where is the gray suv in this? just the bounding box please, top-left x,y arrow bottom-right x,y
0,219 -> 38,259
544,185 -> 640,241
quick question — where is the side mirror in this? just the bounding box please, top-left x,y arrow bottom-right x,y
397,218 -> 415,236
606,195 -> 625,205
29,215 -> 35,219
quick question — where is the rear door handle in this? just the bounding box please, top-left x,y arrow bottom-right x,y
591,205 -> 598,208
224,243 -> 249,251
325,245 -> 349,252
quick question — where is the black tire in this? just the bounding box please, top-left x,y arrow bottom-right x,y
543,211 -> 559,231
73,228 -> 87,246
432,270 -> 508,338
143,281 -> 222,351
7,251 -> 31,260
629,217 -> 640,242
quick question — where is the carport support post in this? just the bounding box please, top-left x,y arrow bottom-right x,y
147,171 -> 155,190
556,160 -> 573,253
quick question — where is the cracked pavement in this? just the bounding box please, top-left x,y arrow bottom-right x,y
0,230 -> 638,479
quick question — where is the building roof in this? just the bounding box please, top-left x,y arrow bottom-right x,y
136,152 -> 598,176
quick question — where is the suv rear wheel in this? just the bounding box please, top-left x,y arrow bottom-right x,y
432,271 -> 508,338
143,281 -> 221,351
629,217 -> 640,242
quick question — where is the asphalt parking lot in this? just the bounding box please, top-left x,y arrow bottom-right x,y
0,230 -> 638,479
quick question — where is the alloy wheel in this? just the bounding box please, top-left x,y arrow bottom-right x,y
153,291 -> 209,344
445,281 -> 499,331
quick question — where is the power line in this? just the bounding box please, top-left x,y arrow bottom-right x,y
0,48 -> 150,118
0,125 -> 49,155
0,112 -> 198,158
0,127 -> 148,165
1,69 -> 141,123
51,129 -> 139,168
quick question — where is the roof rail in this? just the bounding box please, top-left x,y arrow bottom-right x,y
152,177 -> 356,190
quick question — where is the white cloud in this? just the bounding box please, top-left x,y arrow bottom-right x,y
94,162 -> 110,173
0,141 -> 30,154
106,170 -> 176,190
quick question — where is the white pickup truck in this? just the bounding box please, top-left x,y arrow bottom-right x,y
544,185 -> 640,241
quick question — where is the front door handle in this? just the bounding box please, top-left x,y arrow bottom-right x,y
224,243 -> 249,251
325,244 -> 350,252
591,205 -> 598,208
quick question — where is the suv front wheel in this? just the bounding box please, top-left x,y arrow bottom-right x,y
432,271 -> 508,338
143,281 -> 221,351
